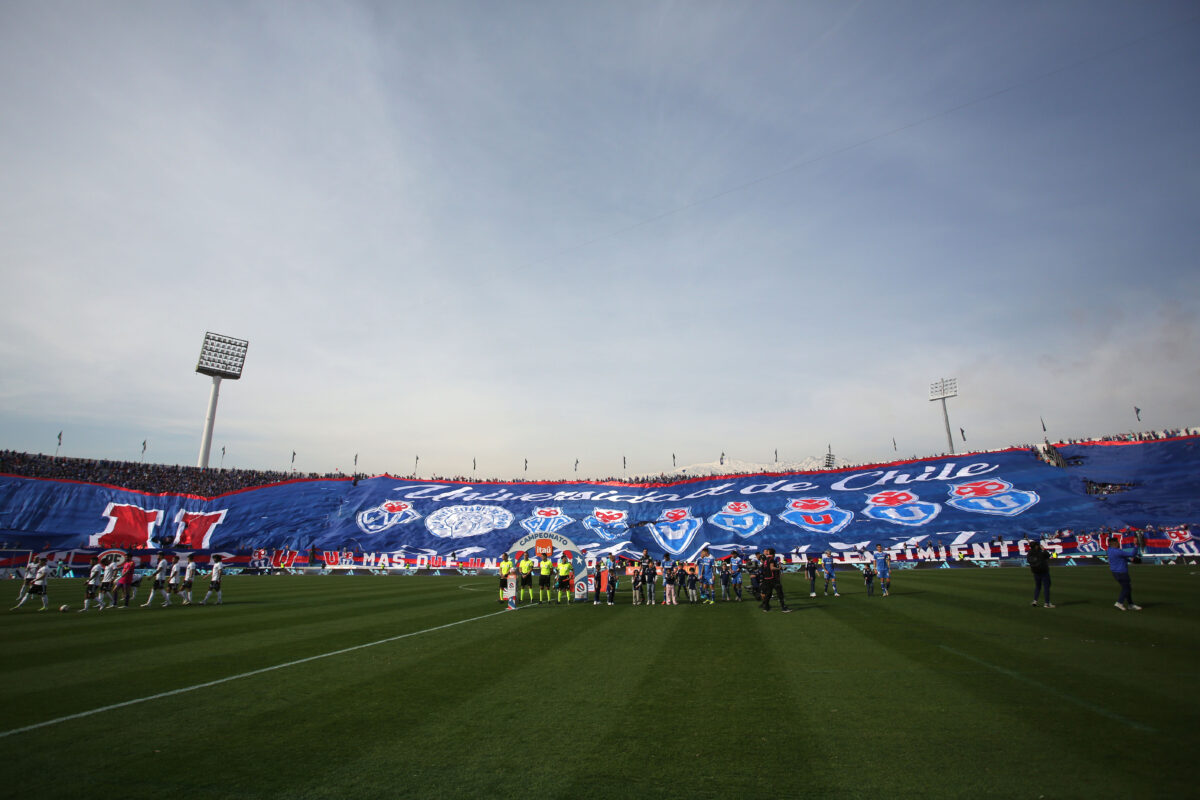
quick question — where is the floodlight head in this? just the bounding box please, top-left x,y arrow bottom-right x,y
929,377 -> 958,401
196,332 -> 249,380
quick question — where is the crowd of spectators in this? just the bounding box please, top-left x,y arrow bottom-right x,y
1,427 -> 1194,495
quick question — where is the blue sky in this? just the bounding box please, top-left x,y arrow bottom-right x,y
1,1 -> 1197,479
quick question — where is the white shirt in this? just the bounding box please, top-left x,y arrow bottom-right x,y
184,562 -> 196,582
32,565 -> 49,586
102,562 -> 120,583
154,560 -> 170,580
210,562 -> 224,581
168,562 -> 182,584
87,563 -> 103,585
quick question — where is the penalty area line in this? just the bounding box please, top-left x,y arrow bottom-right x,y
0,607 -> 518,739
938,645 -> 1156,733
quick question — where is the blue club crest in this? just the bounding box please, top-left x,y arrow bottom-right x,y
778,497 -> 854,535
861,490 -> 941,527
581,509 -> 630,541
648,508 -> 702,556
356,499 -> 423,534
946,479 -> 1039,517
519,507 -> 575,535
708,500 -> 771,538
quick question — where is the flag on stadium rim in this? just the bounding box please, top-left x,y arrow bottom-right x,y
1041,416 -> 1047,432
141,440 -> 147,454
960,427 -> 966,441
1135,406 -> 1142,421
574,458 -> 579,472
291,450 -> 296,464
893,437 -> 897,451
57,431 -> 62,446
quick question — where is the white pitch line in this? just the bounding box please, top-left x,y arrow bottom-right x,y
0,608 -> 517,739
938,645 -> 1156,733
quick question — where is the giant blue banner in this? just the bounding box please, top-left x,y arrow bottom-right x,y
2,438 -> 1198,561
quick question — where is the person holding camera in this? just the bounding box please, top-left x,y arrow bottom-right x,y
1106,535 -> 1142,611
1026,540 -> 1054,608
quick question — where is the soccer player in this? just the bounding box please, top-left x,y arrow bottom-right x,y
115,553 -> 136,608
80,556 -> 102,612
497,552 -> 513,603
1106,535 -> 1142,611
639,550 -> 657,606
697,547 -> 716,604
537,552 -> 554,603
605,555 -> 618,605
805,557 -> 819,597
201,554 -> 225,605
729,550 -> 744,601
759,548 -> 791,613
99,555 -> 120,609
518,551 -> 534,604
164,555 -> 183,606
12,557 -> 50,610
1026,540 -> 1053,608
821,551 -> 839,597
555,553 -> 574,604
873,544 -> 892,598
181,557 -> 197,605
142,555 -> 171,607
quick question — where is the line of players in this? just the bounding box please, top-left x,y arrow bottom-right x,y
494,544 -> 894,609
10,553 -> 226,612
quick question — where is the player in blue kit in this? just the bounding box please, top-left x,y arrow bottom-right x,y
872,544 -> 891,597
697,547 -> 716,604
729,551 -> 744,601
822,551 -> 839,597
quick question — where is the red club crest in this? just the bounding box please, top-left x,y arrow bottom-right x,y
662,509 -> 689,522
382,501 -> 411,513
594,510 -> 625,524
789,498 -> 831,512
952,480 -> 1008,498
726,502 -> 750,513
536,508 -> 560,517
869,490 -> 916,507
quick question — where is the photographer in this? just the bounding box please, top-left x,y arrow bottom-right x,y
1026,540 -> 1054,608
1106,536 -> 1142,611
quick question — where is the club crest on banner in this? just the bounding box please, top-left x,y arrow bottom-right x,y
861,490 -> 941,527
425,505 -> 514,539
708,501 -> 771,538
778,497 -> 854,535
1074,534 -> 1101,553
356,500 -> 423,534
519,507 -> 575,535
581,509 -> 630,541
648,507 -> 702,556
946,479 -> 1039,517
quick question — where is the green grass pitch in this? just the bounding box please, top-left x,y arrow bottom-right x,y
2,567 -> 1196,799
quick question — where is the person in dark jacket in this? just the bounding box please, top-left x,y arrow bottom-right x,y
1026,540 -> 1054,608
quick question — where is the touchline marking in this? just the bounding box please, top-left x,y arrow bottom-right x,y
939,645 -> 1156,733
0,608 -> 517,739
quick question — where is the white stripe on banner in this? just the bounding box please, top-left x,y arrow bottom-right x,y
0,608 -> 517,739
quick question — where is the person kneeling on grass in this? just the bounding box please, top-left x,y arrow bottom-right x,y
1026,540 -> 1054,608
1106,535 -> 1142,611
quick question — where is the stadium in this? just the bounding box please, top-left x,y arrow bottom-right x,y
3,3 -> 1199,798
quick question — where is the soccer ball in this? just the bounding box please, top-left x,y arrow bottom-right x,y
59,604 -> 70,612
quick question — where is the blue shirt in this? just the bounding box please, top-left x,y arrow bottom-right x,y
730,556 -> 742,576
698,556 -> 715,579
822,555 -> 835,574
1106,546 -> 1138,574
873,552 -> 890,573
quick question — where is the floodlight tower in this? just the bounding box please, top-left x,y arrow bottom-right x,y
195,332 -> 249,469
929,377 -> 958,454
